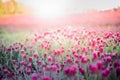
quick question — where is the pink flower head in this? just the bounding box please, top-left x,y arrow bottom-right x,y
33,53 -> 39,59
23,54 -> 27,59
99,47 -> 104,52
81,56 -> 89,63
44,53 -> 47,58
51,65 -> 57,71
74,53 -> 79,58
37,60 -> 41,65
47,56 -> 52,62
81,47 -> 87,53
89,64 -> 98,74
28,63 -> 32,69
3,69 -> 9,74
28,57 -> 33,62
102,68 -> 110,77
69,65 -> 77,76
106,56 -> 112,63
92,51 -> 98,61
79,67 -> 85,75
97,60 -> 103,69
114,60 -> 120,68
64,67 -> 70,75
32,73 -> 39,80
42,76 -> 51,80
26,69 -> 31,75
20,61 -> 25,66
45,65 -> 51,71
20,50 -> 24,54
67,57 -> 72,63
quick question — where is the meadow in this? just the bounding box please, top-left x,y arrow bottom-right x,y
0,26 -> 120,80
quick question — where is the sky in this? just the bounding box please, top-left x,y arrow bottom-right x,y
2,0 -> 120,17
15,0 -> 120,10
13,0 -> 120,18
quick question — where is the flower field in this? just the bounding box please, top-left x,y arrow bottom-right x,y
0,27 -> 120,80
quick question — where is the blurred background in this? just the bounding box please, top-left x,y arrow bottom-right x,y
0,0 -> 120,32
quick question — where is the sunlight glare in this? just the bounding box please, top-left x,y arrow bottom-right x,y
33,0 -> 67,19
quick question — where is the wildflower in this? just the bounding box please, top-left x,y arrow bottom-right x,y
33,53 -> 39,59
64,67 -> 70,75
3,69 -> 9,74
28,63 -> 32,69
102,68 -> 110,77
89,64 -> 98,74
92,51 -> 98,61
81,56 -> 89,63
51,65 -> 57,71
26,69 -> 31,75
79,67 -> 85,75
23,54 -> 27,59
42,76 -> 51,80
114,60 -> 120,68
44,52 -> 47,58
37,60 -> 41,65
32,73 -> 39,80
20,61 -> 25,66
81,47 -> 87,53
45,65 -> 51,71
69,65 -> 77,76
47,56 -> 52,62
67,57 -> 72,63
99,47 -> 104,52
106,56 -> 112,63
20,50 -> 24,54
28,57 -> 33,62
97,60 -> 103,69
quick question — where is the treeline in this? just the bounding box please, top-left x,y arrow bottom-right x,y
0,0 -> 29,16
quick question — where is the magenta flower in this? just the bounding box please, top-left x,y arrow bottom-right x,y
64,67 -> 70,75
42,76 -> 51,80
47,56 -> 52,62
64,65 -> 77,76
102,68 -> 110,77
28,63 -> 32,69
45,65 -> 51,71
92,51 -> 98,60
114,60 -> 120,68
99,47 -> 104,52
69,65 -> 77,76
106,56 -> 112,63
23,54 -> 27,59
97,60 -> 103,69
28,57 -> 33,62
66,57 -> 72,63
20,61 -> 25,66
26,69 -> 31,75
32,73 -> 39,80
33,53 -> 39,59
3,69 -> 9,74
81,47 -> 87,53
51,65 -> 57,71
44,53 -> 47,58
37,60 -> 41,65
79,67 -> 85,75
20,50 -> 24,54
89,64 -> 98,74
81,56 -> 89,63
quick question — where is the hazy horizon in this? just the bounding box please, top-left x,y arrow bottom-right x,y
15,0 -> 120,13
